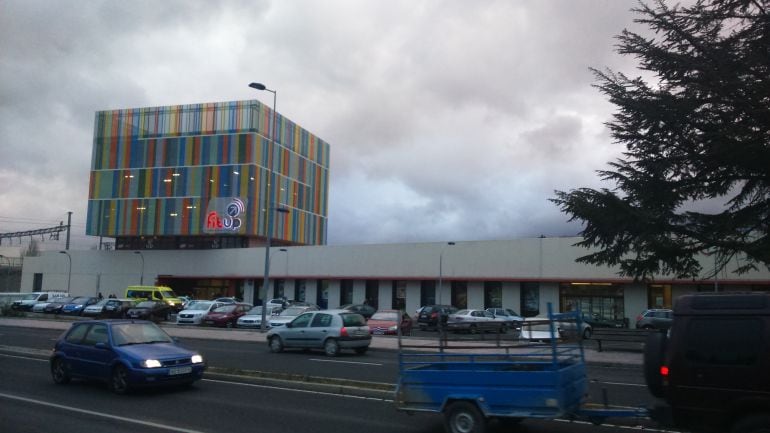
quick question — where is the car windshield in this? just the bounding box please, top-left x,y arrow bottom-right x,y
341,313 -> 366,327
371,312 -> 398,321
21,294 -> 38,300
213,305 -> 236,313
112,323 -> 173,346
71,297 -> 90,304
136,301 -> 156,308
91,299 -> 109,307
247,306 -> 268,314
187,302 -> 214,310
455,310 -> 469,315
160,290 -> 179,298
280,307 -> 305,316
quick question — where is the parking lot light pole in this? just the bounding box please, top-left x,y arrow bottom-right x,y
59,251 -> 71,293
134,251 -> 145,285
438,242 -> 456,305
249,81 -> 286,332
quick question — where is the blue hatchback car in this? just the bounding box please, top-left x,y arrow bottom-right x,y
50,320 -> 206,394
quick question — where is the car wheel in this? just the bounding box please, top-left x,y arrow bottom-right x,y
444,401 -> 486,433
354,346 -> 368,355
644,331 -> 667,398
110,365 -> 130,395
51,358 -> 70,384
324,339 -> 340,357
269,336 -> 284,353
469,324 -> 478,334
583,327 -> 592,339
732,414 -> 770,433
499,324 -> 508,334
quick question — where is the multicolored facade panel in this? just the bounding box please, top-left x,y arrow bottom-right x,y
86,100 -> 329,246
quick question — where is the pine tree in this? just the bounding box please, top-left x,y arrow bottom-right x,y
552,0 -> 769,280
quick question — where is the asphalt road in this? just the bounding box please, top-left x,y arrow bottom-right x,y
0,323 -> 670,432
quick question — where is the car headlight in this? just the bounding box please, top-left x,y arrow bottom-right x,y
388,325 -> 398,331
142,359 -> 162,368
191,355 -> 203,364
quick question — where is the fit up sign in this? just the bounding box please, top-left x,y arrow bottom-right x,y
204,198 -> 247,233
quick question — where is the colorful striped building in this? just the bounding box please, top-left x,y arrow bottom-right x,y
86,100 -> 330,249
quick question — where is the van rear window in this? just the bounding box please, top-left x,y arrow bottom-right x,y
685,318 -> 762,366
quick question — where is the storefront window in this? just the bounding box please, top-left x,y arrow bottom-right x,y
521,282 -> 540,317
420,281 -> 436,307
340,280 -> 354,305
392,281 -> 407,310
294,279 -> 306,302
451,281 -> 467,309
365,280 -> 379,309
484,282 -> 502,309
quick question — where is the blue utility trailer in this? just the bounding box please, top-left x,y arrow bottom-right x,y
395,304 -> 647,433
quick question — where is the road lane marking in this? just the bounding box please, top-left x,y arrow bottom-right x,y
202,378 -> 392,402
0,392 -> 208,433
0,353 -> 46,362
308,358 -> 383,366
592,380 -> 647,388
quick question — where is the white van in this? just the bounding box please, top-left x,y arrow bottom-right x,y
11,292 -> 69,311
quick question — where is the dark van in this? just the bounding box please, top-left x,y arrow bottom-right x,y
645,292 -> 770,433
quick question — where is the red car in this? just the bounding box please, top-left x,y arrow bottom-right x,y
368,310 -> 412,335
203,303 -> 252,328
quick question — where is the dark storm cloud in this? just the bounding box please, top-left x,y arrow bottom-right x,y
0,0 -> 642,249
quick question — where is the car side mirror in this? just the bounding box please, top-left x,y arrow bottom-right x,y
285,323 -> 293,328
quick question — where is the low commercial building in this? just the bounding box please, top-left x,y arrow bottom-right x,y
20,236 -> 770,323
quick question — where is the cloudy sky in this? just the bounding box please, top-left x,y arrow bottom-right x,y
0,0 -> 645,252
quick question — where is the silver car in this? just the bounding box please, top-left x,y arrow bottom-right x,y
236,306 -> 279,329
266,310 -> 371,356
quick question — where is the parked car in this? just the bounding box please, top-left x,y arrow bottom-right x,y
50,320 -> 205,394
519,317 -> 563,341
32,295 -> 70,313
236,306 -> 279,329
646,292 -> 770,433
287,300 -> 320,309
581,312 -> 626,329
61,297 -> 100,316
11,292 -> 68,311
485,308 -> 524,327
269,306 -> 318,328
368,310 -> 412,335
635,308 -> 673,330
176,301 -> 225,325
213,297 -> 240,304
266,310 -> 371,356
447,309 -> 509,333
340,304 -> 377,319
82,299 -> 110,317
558,318 -> 593,339
417,305 -> 459,331
43,297 -> 76,314
203,303 -> 252,328
100,299 -> 137,318
266,297 -> 289,311
125,300 -> 173,323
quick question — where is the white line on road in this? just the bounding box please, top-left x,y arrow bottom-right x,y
593,380 -> 647,388
202,378 -> 392,402
0,353 -> 47,362
308,358 -> 383,366
0,392 -> 208,433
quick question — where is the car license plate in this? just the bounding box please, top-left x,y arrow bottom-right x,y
373,330 -> 384,335
168,366 -> 192,375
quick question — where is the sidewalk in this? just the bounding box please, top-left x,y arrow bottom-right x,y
0,316 -> 642,367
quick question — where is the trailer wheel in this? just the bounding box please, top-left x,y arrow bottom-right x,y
444,401 -> 487,433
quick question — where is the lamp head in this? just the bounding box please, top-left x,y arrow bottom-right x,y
249,82 -> 267,90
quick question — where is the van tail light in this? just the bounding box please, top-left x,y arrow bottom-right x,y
660,365 -> 669,377
340,327 -> 349,337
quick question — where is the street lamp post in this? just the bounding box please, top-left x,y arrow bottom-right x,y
59,251 -> 71,293
249,81 -> 287,332
438,242 -> 456,305
134,251 -> 145,285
